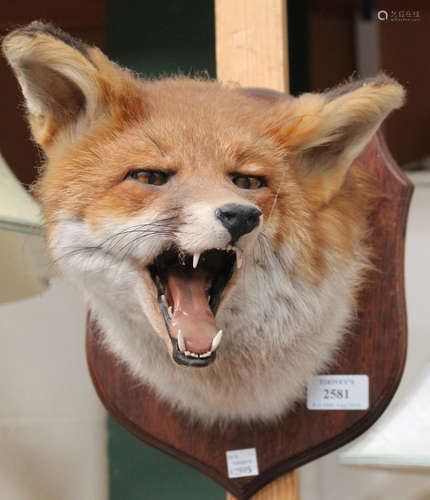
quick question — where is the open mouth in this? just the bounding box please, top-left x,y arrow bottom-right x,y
148,246 -> 238,367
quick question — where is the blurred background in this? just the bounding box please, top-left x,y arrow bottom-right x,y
0,1 -> 429,499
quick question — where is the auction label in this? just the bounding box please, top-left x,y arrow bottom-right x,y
226,448 -> 259,478
307,375 -> 369,410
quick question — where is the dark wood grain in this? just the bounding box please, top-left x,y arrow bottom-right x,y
86,90 -> 413,499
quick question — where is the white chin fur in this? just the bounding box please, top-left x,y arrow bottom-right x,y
50,216 -> 366,425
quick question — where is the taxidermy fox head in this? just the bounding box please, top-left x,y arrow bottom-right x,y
3,22 -> 405,423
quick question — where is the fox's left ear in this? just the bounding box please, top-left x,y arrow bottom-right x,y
270,75 -> 405,202
2,22 -> 134,149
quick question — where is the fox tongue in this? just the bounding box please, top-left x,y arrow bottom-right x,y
167,268 -> 217,354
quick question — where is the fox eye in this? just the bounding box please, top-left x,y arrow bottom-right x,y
231,174 -> 265,190
128,170 -> 169,186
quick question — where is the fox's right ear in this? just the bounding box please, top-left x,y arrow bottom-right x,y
2,22 -> 116,148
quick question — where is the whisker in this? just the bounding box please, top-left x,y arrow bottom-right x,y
54,217 -> 180,267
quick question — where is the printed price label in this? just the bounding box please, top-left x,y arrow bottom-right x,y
307,375 -> 369,410
226,448 -> 259,478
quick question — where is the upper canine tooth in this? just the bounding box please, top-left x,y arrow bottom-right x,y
193,253 -> 200,269
211,330 -> 223,352
178,329 -> 186,353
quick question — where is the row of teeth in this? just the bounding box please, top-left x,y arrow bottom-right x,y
192,245 -> 243,270
177,329 -> 223,358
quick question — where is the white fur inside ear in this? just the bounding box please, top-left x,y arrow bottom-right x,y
47,62 -> 100,118
15,69 -> 43,116
3,30 -> 100,143
289,79 -> 405,203
316,80 -> 405,166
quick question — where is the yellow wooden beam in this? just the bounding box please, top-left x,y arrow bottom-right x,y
215,0 -> 289,92
226,471 -> 300,500
215,1 -> 297,498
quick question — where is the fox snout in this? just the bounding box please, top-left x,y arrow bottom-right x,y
215,203 -> 262,244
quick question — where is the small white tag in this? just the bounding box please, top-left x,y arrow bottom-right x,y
226,448 -> 259,478
307,375 -> 369,410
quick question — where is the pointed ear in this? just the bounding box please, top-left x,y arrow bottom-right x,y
2,22 -> 108,148
272,75 -> 405,202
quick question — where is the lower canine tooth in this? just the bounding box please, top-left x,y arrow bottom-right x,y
211,330 -> 223,352
200,351 -> 212,358
178,329 -> 186,353
236,253 -> 243,269
168,306 -> 173,318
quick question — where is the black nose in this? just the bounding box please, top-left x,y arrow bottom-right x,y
215,203 -> 262,243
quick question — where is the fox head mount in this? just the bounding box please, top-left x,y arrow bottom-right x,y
3,22 -> 405,424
